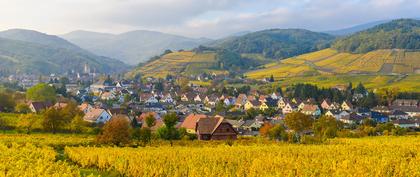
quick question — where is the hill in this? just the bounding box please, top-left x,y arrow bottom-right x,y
332,19 -> 420,53
246,48 -> 420,79
61,30 -> 211,65
208,29 -> 335,59
0,29 -> 128,75
126,47 -> 273,78
324,20 -> 390,36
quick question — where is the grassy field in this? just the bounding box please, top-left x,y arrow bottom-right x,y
246,48 -> 420,79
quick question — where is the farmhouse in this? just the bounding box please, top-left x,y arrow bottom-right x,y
179,114 -> 208,133
196,116 -> 238,140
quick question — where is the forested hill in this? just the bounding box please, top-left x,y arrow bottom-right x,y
209,29 -> 335,59
332,19 -> 420,53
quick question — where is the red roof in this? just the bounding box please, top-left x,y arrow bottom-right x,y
179,114 -> 208,130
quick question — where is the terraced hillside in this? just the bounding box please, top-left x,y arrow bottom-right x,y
127,51 -> 228,78
246,48 -> 420,79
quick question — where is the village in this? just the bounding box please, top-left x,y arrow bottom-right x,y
3,66 -> 418,141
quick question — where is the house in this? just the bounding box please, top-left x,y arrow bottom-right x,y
139,93 -> 154,103
100,91 -> 115,100
390,106 -> 420,117
225,119 -> 245,131
372,106 -> 391,114
354,107 -> 371,116
224,97 -> 235,106
340,113 -> 363,124
235,94 -> 248,108
392,119 -> 417,128
277,98 -> 288,109
179,114 -> 208,133
196,116 -> 238,140
145,96 -> 159,104
204,94 -> 219,106
194,94 -> 204,102
321,99 -> 332,110
181,93 -> 195,102
83,108 -> 112,123
244,100 -> 262,110
78,102 -> 93,114
341,101 -> 353,111
265,97 -> 278,108
326,110 -> 350,120
160,93 -> 174,104
329,102 -> 341,110
28,101 -> 53,113
370,111 -> 389,123
282,103 -> 296,114
392,99 -> 418,107
270,92 -> 281,100
301,104 -> 321,116
136,112 -> 164,131
53,102 -> 68,109
389,110 -> 409,120
241,119 -> 262,131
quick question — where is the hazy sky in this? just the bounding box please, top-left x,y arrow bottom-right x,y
0,0 -> 419,38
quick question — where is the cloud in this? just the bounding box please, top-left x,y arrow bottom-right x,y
0,0 -> 419,38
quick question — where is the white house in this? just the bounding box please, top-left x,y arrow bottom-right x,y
83,108 -> 112,124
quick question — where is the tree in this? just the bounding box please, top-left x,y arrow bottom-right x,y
0,91 -> 16,112
157,113 -> 179,146
70,115 -> 90,133
313,115 -> 341,140
354,82 -> 367,95
97,116 -> 131,146
132,127 -> 152,146
377,88 -> 399,106
284,112 -> 313,137
268,124 -> 288,141
259,123 -> 274,137
17,114 -> 38,134
26,83 -> 56,102
145,115 -> 156,128
42,108 -> 66,134
15,103 -> 31,113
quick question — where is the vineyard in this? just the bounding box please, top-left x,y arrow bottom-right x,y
0,134 -> 418,176
246,48 -> 420,78
65,136 -> 420,177
0,143 -> 80,176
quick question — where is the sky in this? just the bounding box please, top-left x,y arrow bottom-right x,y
0,0 -> 419,39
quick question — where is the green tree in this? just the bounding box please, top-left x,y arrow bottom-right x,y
70,115 -> 90,133
313,115 -> 341,140
268,124 -> 288,141
15,103 -> 31,113
26,83 -> 56,102
0,91 -> 16,112
145,115 -> 156,128
42,108 -> 66,134
157,113 -> 179,146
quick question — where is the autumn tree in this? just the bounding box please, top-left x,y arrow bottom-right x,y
97,116 -> 132,146
17,114 -> 39,134
284,112 -> 313,139
259,123 -> 274,137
